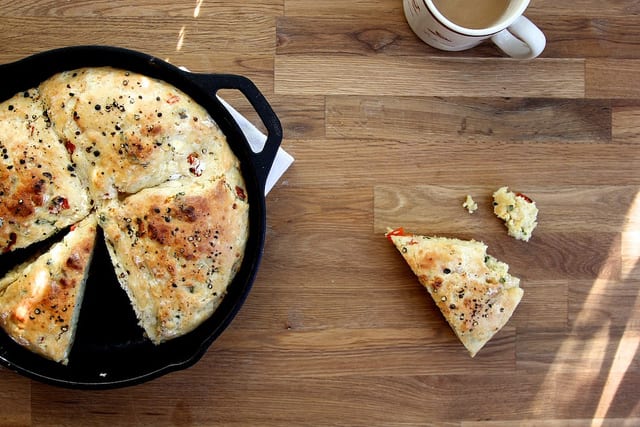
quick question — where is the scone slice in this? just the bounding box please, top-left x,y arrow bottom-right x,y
0,88 -> 92,253
40,67 -> 238,201
0,215 -> 97,364
99,174 -> 249,344
386,229 -> 523,357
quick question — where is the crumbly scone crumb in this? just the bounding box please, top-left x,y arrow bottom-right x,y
462,195 -> 478,214
492,186 -> 538,241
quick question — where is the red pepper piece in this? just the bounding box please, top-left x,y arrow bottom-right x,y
64,140 -> 76,155
385,227 -> 406,242
516,192 -> 533,203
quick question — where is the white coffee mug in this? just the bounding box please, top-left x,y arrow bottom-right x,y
403,0 -> 546,59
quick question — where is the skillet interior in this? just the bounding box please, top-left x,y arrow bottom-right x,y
0,46 -> 282,388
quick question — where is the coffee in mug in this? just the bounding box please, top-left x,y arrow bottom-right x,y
432,0 -> 510,29
403,0 -> 546,59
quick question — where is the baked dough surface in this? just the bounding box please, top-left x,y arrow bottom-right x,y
387,230 -> 523,357
0,88 -> 91,253
0,67 -> 249,362
99,176 -> 248,344
0,216 -> 96,364
40,67 -> 236,200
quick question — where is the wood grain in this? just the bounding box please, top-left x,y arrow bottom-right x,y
1,0 -> 639,425
0,368 -> 30,426
0,0 -> 284,17
326,96 -> 612,143
277,13 -> 640,59
284,138 -> 640,186
613,107 -> 640,143
587,59 -> 640,99
275,55 -> 585,97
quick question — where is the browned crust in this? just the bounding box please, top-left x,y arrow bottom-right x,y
99,175 -> 248,343
0,216 -> 97,364
0,88 -> 91,253
0,67 -> 249,362
389,234 -> 523,357
39,67 -> 236,200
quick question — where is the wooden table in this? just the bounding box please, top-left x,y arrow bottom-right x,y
1,1 -> 639,425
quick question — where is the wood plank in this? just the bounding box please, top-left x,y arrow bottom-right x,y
0,369 -> 30,426
30,368 -> 640,425
246,241 -> 567,334
531,0 -> 640,17
240,268 -> 443,331
528,15 -> 640,59
0,16 -> 275,89
264,95 -> 326,139
277,14 -> 508,58
0,0 -> 284,17
284,0 -> 640,19
206,325 -> 517,378
284,0 -> 400,17
29,371 -> 570,425
373,184 -> 626,280
613,107 -> 640,144
282,138 -> 640,187
275,55 -> 585,98
569,279 -> 640,330
511,280 -> 568,330
278,15 -> 640,59
587,59 -> 640,99
460,418 -> 640,427
516,327 -> 640,374
463,419 -> 640,427
242,274 -> 570,332
374,185 -> 640,234
277,15 -> 437,56
246,255 -> 569,333
326,96 -> 611,143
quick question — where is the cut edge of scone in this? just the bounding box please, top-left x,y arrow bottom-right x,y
100,223 -> 160,343
385,228 -> 523,357
0,215 -> 97,364
99,172 -> 249,345
492,186 -> 538,242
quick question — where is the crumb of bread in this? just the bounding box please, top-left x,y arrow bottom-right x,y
492,186 -> 538,241
462,195 -> 478,214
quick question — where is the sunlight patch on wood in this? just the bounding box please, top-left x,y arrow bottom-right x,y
194,0 -> 204,18
592,189 -> 640,422
622,191 -> 640,279
592,327 -> 640,423
176,25 -> 187,52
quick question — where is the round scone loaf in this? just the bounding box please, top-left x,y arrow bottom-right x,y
0,67 -> 249,362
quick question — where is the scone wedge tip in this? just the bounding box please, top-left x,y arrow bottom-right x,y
0,216 -> 97,364
385,228 -> 523,357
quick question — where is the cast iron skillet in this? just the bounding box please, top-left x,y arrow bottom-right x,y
0,46 -> 282,389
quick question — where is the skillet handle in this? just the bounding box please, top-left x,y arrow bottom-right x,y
191,73 -> 283,191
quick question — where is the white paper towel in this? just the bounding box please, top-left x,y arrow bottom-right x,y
218,97 -> 293,195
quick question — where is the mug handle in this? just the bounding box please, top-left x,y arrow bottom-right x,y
491,16 -> 546,59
